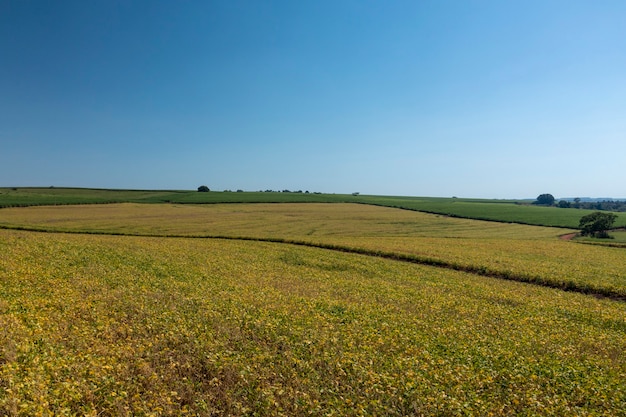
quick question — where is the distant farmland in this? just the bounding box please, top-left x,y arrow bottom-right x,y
2,187 -> 626,228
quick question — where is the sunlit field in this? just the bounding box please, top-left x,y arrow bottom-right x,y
2,203 -> 626,298
3,187 -> 626,229
1,202 -> 625,415
1,229 -> 625,415
0,202 -> 565,238
4,0 -> 626,413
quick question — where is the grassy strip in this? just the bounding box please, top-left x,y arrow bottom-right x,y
574,230 -> 626,248
1,223 -> 623,302
572,240 -> 626,249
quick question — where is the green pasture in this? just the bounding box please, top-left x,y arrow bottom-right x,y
356,195 -> 626,229
0,187 -> 183,206
576,229 -> 626,247
610,230 -> 626,243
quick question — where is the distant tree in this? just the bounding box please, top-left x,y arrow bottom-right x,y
579,211 -> 617,238
197,185 -> 210,192
534,194 -> 555,206
566,198 -> 626,212
558,200 -> 571,208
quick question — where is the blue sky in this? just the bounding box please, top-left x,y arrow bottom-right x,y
1,0 -> 625,198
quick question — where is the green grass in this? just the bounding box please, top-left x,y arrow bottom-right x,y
610,230 -> 626,243
0,187 -> 186,206
354,195 -> 625,229
575,230 -> 626,247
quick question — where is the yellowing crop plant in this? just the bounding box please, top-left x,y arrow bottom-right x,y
2,203 -> 625,298
1,229 -> 625,415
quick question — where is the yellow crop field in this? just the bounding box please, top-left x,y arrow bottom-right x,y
1,229 -> 625,415
0,203 -> 565,239
323,236 -> 626,298
2,203 -> 625,297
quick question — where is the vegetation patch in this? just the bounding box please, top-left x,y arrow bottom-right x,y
2,199 -> 626,414
1,230 -> 625,415
1,203 -> 625,299
3,187 -> 626,228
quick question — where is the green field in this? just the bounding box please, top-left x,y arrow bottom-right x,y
0,187 -> 186,206
1,190 -> 625,415
356,195 -> 618,229
608,230 -> 626,243
576,229 -> 626,247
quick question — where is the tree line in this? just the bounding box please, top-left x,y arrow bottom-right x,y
558,199 -> 626,212
534,194 -> 626,212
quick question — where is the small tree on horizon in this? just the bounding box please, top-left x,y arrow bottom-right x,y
197,185 -> 210,192
534,194 -> 555,206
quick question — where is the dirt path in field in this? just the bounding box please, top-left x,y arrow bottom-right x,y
561,228 -> 626,241
560,232 -> 578,240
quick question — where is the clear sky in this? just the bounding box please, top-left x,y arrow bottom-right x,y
2,1 -> 625,198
